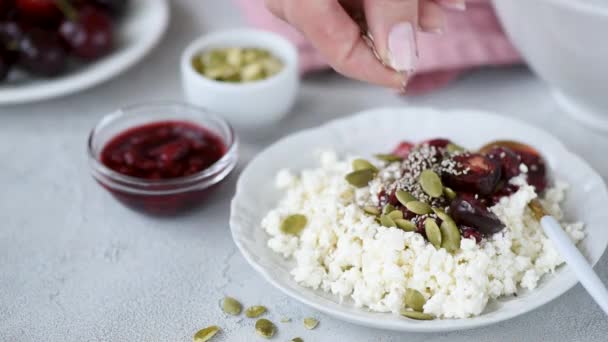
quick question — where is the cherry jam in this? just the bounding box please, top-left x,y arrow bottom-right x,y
99,121 -> 228,215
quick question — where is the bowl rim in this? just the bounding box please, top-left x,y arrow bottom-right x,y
87,101 -> 239,194
230,107 -> 608,332
180,28 -> 299,92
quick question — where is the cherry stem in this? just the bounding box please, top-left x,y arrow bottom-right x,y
55,0 -> 78,21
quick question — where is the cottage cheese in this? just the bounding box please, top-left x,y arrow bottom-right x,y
261,151 -> 585,318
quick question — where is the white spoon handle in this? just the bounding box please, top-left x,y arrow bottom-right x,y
541,216 -> 608,315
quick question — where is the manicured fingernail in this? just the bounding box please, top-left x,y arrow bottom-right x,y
437,0 -> 466,11
388,22 -> 417,73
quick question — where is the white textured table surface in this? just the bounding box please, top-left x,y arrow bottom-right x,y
1,1 -> 607,341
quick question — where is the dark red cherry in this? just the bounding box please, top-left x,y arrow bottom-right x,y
59,6 -> 113,60
450,194 -> 505,235
422,138 -> 451,149
15,0 -> 60,23
392,141 -> 414,159
486,146 -> 522,180
443,153 -> 501,196
18,28 -> 67,77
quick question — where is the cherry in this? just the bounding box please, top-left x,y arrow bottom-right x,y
15,0 -> 60,23
0,0 -> 15,17
18,28 -> 67,77
461,226 -> 482,243
59,6 -> 113,60
443,153 -> 501,196
449,194 -> 505,235
422,138 -> 451,149
91,0 -> 129,17
0,19 -> 26,46
392,141 -> 414,159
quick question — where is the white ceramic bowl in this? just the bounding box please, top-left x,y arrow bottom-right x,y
493,0 -> 608,131
230,107 -> 608,332
180,29 -> 299,129
0,0 -> 169,105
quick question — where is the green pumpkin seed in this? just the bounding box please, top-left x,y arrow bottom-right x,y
396,190 -> 416,206
382,204 -> 396,214
400,310 -> 434,320
395,219 -> 417,232
222,296 -> 242,315
446,143 -> 465,154
352,158 -> 378,172
280,317 -> 291,323
380,215 -> 397,228
363,206 -> 381,216
388,210 -> 404,220
345,169 -> 375,188
405,201 -> 432,215
255,319 -> 276,338
280,214 -> 308,235
374,154 -> 402,162
303,317 -> 319,330
292,338 -> 304,342
419,170 -> 443,198
193,325 -> 220,342
245,305 -> 267,318
425,218 -> 442,249
444,187 -> 457,200
404,288 -> 426,312
432,208 -> 456,226
440,220 -> 461,254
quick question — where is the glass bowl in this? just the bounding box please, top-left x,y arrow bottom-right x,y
88,102 -> 238,216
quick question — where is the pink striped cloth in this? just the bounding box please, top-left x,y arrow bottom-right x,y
235,0 -> 521,93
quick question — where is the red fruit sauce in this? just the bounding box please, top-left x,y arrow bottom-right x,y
99,121 -> 227,215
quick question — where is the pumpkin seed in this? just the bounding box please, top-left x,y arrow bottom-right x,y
280,317 -> 291,323
255,318 -> 276,338
447,143 -> 465,154
395,219 -> 417,232
280,214 -> 308,235
444,187 -> 457,200
396,190 -> 416,206
419,169 -> 443,198
345,169 -> 374,188
291,338 -> 304,342
388,210 -> 404,220
404,288 -> 426,312
352,158 -> 378,172
425,218 -> 442,249
374,154 -> 402,162
222,296 -> 242,315
193,325 -> 220,342
303,317 -> 319,330
363,206 -> 381,216
380,215 -> 397,228
382,204 -> 395,215
405,201 -> 432,215
432,208 -> 456,226
245,305 -> 267,318
400,310 -> 434,320
440,220 -> 461,253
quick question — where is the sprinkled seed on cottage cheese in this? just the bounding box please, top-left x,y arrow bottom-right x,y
262,142 -> 584,319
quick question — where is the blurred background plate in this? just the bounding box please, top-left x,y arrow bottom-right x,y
0,0 -> 169,105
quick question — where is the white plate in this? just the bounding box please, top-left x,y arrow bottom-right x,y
230,107 -> 608,332
0,0 -> 169,105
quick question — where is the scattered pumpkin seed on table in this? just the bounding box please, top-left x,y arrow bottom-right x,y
280,214 -> 308,235
245,305 -> 267,318
345,169 -> 375,188
352,158 -> 378,172
221,296 -> 242,315
400,310 -> 434,320
193,325 -> 220,342
255,318 -> 277,339
303,317 -> 319,330
291,338 -> 304,342
419,169 -> 443,198
424,218 -> 442,249
280,317 -> 292,323
404,288 -> 426,312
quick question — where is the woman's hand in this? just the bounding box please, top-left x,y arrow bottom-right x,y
265,0 -> 465,89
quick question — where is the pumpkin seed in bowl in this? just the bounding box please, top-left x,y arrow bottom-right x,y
192,48 -> 283,83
